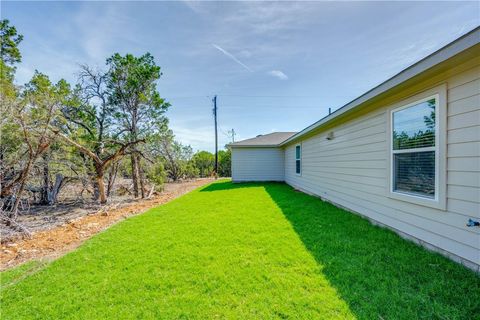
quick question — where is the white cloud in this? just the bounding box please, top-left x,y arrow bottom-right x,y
212,44 -> 253,72
268,70 -> 288,80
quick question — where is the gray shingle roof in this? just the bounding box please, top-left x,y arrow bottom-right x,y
229,132 -> 296,147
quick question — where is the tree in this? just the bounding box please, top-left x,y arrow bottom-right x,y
192,151 -> 214,177
59,65 -> 144,204
57,133 -> 143,204
37,133 -> 73,205
146,124 -> 197,181
1,19 -> 23,90
218,149 -> 231,177
1,20 -> 182,216
1,72 -> 65,219
1,19 -> 23,174
146,162 -> 166,188
0,19 -> 23,66
107,53 -> 170,198
159,138 -> 196,181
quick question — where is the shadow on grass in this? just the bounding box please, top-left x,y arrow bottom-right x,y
202,181 -> 480,319
200,181 -> 283,192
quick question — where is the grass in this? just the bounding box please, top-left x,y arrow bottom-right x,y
1,261 -> 44,288
1,181 -> 479,319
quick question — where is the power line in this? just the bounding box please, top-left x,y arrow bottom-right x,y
175,105 -> 329,109
166,94 -> 327,99
217,94 -> 326,98
220,127 -> 230,137
165,95 -> 211,99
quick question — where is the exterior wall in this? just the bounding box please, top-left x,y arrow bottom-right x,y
231,147 -> 284,182
284,64 -> 480,269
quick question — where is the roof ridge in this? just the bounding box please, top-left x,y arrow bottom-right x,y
229,132 -> 297,147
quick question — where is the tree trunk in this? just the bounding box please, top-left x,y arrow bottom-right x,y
107,162 -> 119,197
131,153 -> 139,198
92,177 -> 100,201
9,158 -> 33,221
138,154 -> 145,198
48,173 -> 64,204
40,153 -> 50,205
56,131 -> 144,204
96,173 -> 107,204
1,157 -> 33,198
0,150 -> 4,187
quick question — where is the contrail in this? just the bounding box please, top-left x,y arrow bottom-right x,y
212,44 -> 253,72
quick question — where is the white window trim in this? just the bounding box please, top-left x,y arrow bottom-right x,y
295,144 -> 302,176
386,84 -> 447,210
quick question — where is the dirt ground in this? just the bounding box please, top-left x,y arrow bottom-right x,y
0,178 -> 214,271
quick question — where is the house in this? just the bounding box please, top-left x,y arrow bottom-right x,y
229,27 -> 480,271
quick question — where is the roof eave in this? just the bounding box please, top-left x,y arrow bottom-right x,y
228,144 -> 281,148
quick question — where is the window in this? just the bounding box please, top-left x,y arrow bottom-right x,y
391,96 -> 437,199
295,145 -> 301,175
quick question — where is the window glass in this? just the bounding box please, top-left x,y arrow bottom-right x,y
393,151 -> 435,198
393,99 -> 435,150
295,145 -> 301,174
392,97 -> 437,198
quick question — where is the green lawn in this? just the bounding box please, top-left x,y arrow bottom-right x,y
1,181 -> 479,319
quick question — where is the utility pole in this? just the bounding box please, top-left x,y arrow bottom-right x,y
213,95 -> 218,178
228,128 -> 236,143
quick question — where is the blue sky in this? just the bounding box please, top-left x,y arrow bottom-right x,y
3,1 -> 479,152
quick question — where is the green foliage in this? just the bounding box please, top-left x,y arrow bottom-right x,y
117,156 -> 132,178
105,53 -> 171,196
192,151 -> 214,177
164,140 -> 195,180
0,114 -> 21,161
218,149 -> 231,177
60,65 -> 118,154
0,60 -> 16,97
182,161 -> 199,179
146,162 -> 166,187
2,71 -> 69,162
0,19 -> 23,92
0,19 -> 23,66
145,123 -> 198,182
0,19 -> 23,101
2,181 -> 478,319
106,53 -> 170,140
21,71 -> 70,134
190,149 -> 230,178
23,71 -> 69,100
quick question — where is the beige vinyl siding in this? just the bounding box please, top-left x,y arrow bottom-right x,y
231,147 -> 284,182
284,65 -> 480,268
